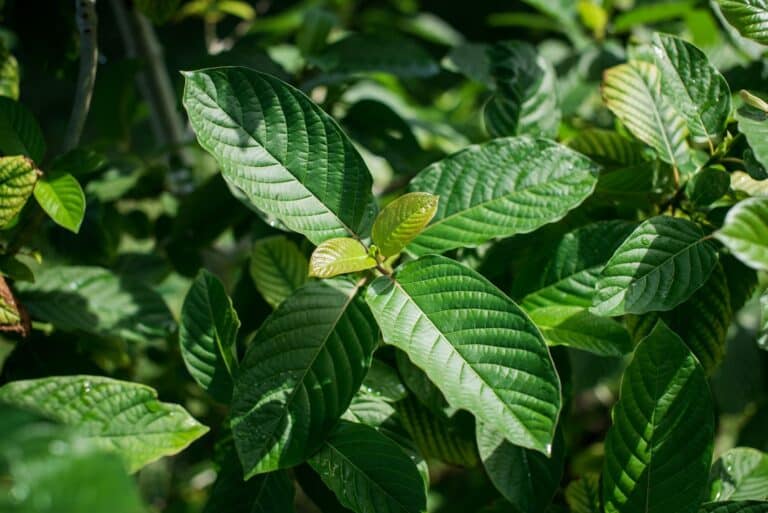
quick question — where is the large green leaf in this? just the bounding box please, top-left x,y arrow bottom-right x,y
0,97 -> 45,163
715,198 -> 768,271
719,0 -> 768,44
568,128 -> 649,167
309,237 -> 377,278
33,173 -> 86,233
250,235 -> 308,308
372,192 -> 438,258
477,423 -> 564,512
592,216 -> 718,316
309,33 -> 439,78
0,376 -> 209,472
484,41 -> 560,138
644,33 -> 730,146
183,67 -> 376,244
710,448 -> 768,501
700,501 -> 768,512
406,137 -> 599,255
308,420 -> 427,513
179,270 -> 240,402
366,255 -> 561,454
0,405 -> 145,513
602,61 -> 691,172
0,155 -> 39,227
602,322 -> 714,513
17,266 -> 176,342
231,278 -> 377,477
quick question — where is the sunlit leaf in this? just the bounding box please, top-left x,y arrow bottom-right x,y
309,237 -> 377,278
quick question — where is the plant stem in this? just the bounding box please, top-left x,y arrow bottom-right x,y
63,0 -> 99,153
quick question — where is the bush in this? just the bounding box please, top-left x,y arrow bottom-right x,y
1,1 -> 767,512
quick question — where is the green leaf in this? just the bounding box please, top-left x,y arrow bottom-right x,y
613,1 -> 695,32
687,168 -> 731,207
395,395 -> 478,467
0,155 -> 39,227
372,192 -> 439,258
715,198 -> 768,272
180,270 -> 240,402
17,265 -> 176,342
602,322 -> 714,513
205,468 -> 294,513
602,61 -> 691,172
33,173 -> 86,233
250,235 -> 308,308
566,473 -> 601,513
0,97 -> 45,163
406,137 -> 599,255
443,43 -> 493,86
231,279 -> 377,477
308,420 -> 427,513
760,291 -> 767,350
309,237 -> 377,278
366,255 -> 561,454
477,423 -> 564,511
568,128 -> 649,167
519,220 -> 637,309
0,404 -> 145,513
643,33 -> 730,146
360,359 -> 407,403
182,67 -> 376,244
134,0 -> 180,23
710,448 -> 768,501
309,33 -> 439,78
484,41 -> 560,138
735,102 -> 768,173
700,501 -> 768,512
0,375 -> 209,472
296,7 -> 336,56
0,44 -> 19,100
592,216 -> 718,316
719,0 -> 768,44
528,306 -> 633,356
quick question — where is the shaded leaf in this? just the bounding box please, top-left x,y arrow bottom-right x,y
308,421 -> 427,513
0,97 -> 45,163
232,279 -> 377,477
528,306 -> 633,356
180,270 -> 240,402
250,235 -> 308,308
602,322 -> 714,513
566,473 -> 602,513
700,501 -> 768,512
710,448 -> 768,501
735,102 -> 768,175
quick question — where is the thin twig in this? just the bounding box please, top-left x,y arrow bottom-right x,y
63,0 -> 98,152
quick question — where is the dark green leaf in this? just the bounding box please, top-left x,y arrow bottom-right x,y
0,97 -> 45,163
719,0 -> 768,44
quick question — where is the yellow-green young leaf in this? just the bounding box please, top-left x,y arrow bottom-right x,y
715,198 -> 768,272
372,192 -> 438,257
33,173 -> 86,233
0,375 -> 209,472
0,155 -> 38,227
602,322 -> 714,513
250,236 -> 308,308
719,0 -> 768,44
309,237 -> 377,278
602,61 -> 692,172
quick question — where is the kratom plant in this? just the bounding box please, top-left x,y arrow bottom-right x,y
2,0 -> 768,513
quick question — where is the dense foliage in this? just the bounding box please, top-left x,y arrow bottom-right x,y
1,1 -> 768,512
